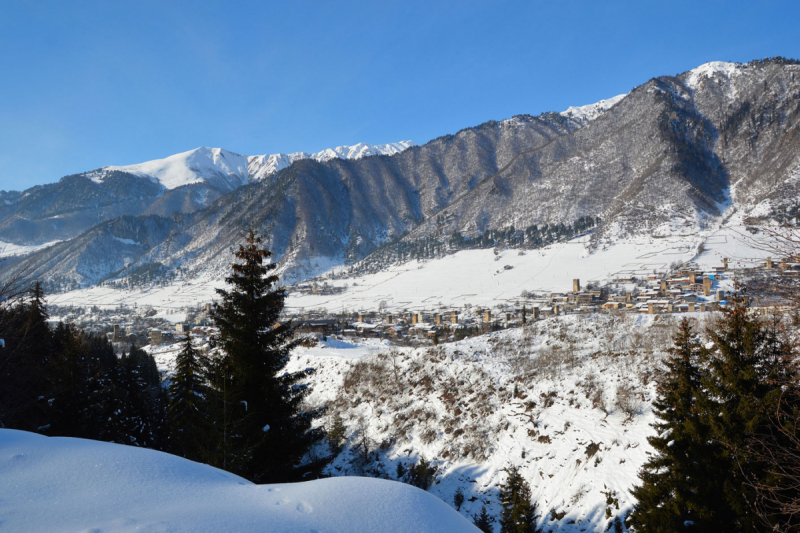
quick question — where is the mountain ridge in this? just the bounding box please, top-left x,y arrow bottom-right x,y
4,58 -> 800,293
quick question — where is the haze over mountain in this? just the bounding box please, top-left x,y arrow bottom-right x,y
3,58 -> 800,293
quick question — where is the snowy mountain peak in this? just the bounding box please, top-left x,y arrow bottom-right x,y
247,141 -> 417,182
685,61 -> 742,90
318,141 -> 417,162
104,147 -> 250,190
560,93 -> 626,124
95,141 -> 416,190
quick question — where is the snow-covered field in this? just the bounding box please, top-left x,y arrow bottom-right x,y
46,223 -> 770,314
0,428 -> 477,533
286,223 -> 770,313
0,240 -> 60,258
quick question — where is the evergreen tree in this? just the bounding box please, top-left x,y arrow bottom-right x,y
168,334 -> 209,460
0,282 -> 52,431
327,411 -> 346,451
47,323 -> 95,437
454,487 -> 465,511
101,345 -> 165,448
498,465 -> 541,533
407,457 -> 436,490
472,506 -> 495,533
629,318 -> 728,532
210,228 -> 320,482
701,301 -> 795,531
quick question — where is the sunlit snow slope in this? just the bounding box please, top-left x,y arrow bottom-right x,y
102,141 -> 417,189
0,428 -> 477,533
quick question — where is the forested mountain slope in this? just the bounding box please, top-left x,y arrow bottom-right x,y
5,58 -> 800,291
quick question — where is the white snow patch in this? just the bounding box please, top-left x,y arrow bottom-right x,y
112,236 -> 139,246
0,240 -> 61,258
685,61 -> 742,90
561,94 -> 626,123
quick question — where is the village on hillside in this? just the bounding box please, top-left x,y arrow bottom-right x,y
49,255 -> 797,354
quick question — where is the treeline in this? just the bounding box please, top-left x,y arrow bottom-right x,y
629,305 -> 800,532
0,283 -> 167,447
0,229 -> 322,484
346,216 -> 600,276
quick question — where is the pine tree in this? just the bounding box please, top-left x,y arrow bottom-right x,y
210,228 -> 320,482
327,411 -> 346,451
408,457 -> 436,490
168,334 -> 209,461
0,282 -> 52,431
701,301 -> 795,531
473,505 -> 495,533
101,345 -> 165,448
743,378 -> 800,530
454,487 -> 465,511
498,465 -> 541,533
629,318 -> 728,532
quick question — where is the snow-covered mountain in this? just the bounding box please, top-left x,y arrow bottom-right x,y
560,93 -> 626,124
247,141 -> 416,181
5,58 -> 800,293
103,147 -> 250,190
0,141 -> 416,246
101,142 -> 417,190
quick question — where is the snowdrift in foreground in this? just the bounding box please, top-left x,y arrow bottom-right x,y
0,429 -> 477,533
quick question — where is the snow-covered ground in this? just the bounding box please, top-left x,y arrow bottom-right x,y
282,316 -> 679,532
46,224 -> 772,314
286,225 -> 770,313
0,239 -> 61,258
147,313 -> 711,532
0,428 -> 477,532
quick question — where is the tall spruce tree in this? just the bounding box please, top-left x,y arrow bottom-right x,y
701,301 -> 795,531
210,228 -> 319,482
629,318 -> 729,532
499,465 -> 541,533
168,333 -> 209,461
472,506 -> 495,533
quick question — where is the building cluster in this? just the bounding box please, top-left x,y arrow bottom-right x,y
64,255 -> 800,350
545,263 -> 733,316
293,281 -> 346,296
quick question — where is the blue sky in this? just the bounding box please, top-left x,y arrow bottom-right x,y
2,0 -> 799,190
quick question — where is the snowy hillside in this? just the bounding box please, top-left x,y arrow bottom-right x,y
684,61 -> 742,91
44,218 -> 766,315
141,313 -> 711,532
104,147 -> 250,190
246,140 -> 416,181
101,141 -> 417,189
284,315 -> 683,532
560,93 -> 626,124
0,428 -> 477,533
